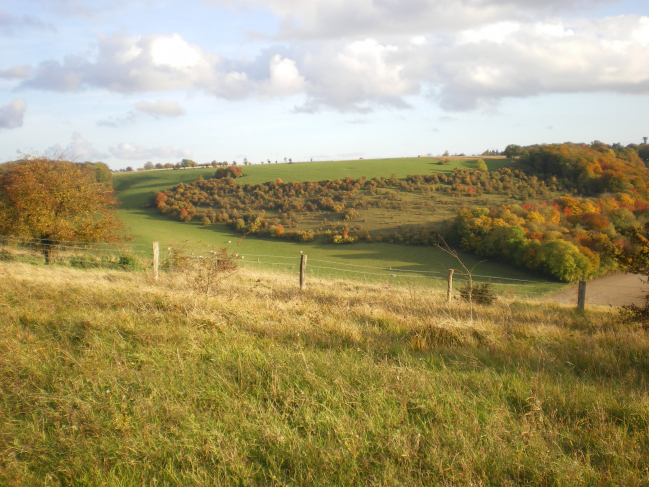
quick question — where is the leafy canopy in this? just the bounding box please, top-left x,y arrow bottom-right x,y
0,157 -> 126,243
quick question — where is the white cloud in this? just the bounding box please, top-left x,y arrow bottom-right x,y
0,98 -> 27,129
259,55 -> 305,97
135,99 -> 185,117
150,33 -> 206,69
423,15 -> 649,110
17,15 -> 649,113
296,39 -> 417,112
109,142 -> 192,160
23,32 -> 252,98
0,65 -> 32,79
46,132 -> 107,161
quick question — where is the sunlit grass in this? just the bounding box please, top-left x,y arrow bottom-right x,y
1,262 -> 647,485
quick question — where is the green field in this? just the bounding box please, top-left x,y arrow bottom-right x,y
112,157 -> 561,294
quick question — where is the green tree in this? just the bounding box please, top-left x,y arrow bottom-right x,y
0,157 -> 127,263
475,159 -> 488,172
531,240 -> 592,282
638,145 -> 649,165
80,162 -> 112,184
504,144 -> 522,158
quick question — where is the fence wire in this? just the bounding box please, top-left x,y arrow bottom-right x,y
0,237 -> 150,271
0,238 -> 568,298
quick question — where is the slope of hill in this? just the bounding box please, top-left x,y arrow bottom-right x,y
1,263 -> 647,485
111,157 -> 543,286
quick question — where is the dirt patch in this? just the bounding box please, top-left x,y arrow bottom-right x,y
547,273 -> 647,307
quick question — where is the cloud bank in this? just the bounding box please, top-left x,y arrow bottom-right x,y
14,7 -> 649,113
208,0 -> 620,39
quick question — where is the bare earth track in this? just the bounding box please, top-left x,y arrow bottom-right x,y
548,273 -> 647,307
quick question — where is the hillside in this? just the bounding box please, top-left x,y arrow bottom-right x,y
1,263 -> 647,485
111,156 -> 544,287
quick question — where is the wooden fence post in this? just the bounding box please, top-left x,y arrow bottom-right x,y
300,253 -> 307,291
153,241 -> 159,281
577,280 -> 586,311
447,269 -> 454,303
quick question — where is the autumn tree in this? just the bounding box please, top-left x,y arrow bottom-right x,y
0,157 -> 127,263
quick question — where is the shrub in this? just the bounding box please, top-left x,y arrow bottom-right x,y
0,249 -> 16,262
459,282 -> 496,305
187,247 -> 239,295
344,209 -> 360,221
620,300 -> 649,327
69,254 -> 101,269
475,159 -> 488,172
214,166 -> 243,179
116,254 -> 144,271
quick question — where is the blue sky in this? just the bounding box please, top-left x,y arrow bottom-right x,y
1,0 -> 648,169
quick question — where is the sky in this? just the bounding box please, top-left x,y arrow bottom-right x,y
1,0 -> 648,170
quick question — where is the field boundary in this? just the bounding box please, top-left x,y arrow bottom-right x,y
4,234 -> 639,308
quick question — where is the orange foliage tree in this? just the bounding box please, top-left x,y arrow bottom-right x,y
0,157 -> 127,262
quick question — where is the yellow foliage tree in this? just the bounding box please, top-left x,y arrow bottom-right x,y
0,157 -> 127,262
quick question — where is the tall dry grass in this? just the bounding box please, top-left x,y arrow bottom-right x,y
0,262 -> 648,486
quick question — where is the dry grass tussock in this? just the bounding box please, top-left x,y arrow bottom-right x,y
1,262 -> 648,486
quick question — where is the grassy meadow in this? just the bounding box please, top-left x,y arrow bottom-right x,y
1,262 -> 647,485
111,157 -> 561,294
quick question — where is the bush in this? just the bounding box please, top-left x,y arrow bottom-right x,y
116,254 -> 144,271
214,166 -> 243,179
620,301 -> 649,327
459,282 -> 497,305
187,248 -> 239,295
69,254 -> 101,269
0,249 -> 16,262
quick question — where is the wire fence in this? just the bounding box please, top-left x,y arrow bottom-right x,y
0,237 -> 570,299
221,252 -> 567,298
0,237 -> 150,271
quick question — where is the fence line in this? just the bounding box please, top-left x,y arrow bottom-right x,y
237,253 -> 300,261
158,244 -> 563,292
0,236 -> 150,247
1,237 -> 579,302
